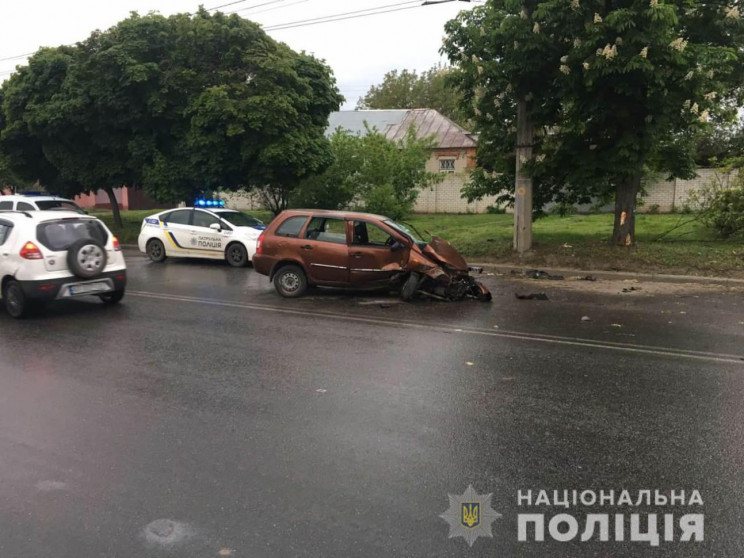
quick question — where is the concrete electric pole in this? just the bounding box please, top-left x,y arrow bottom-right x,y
513,100 -> 534,254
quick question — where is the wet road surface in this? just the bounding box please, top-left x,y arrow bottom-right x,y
0,249 -> 743,557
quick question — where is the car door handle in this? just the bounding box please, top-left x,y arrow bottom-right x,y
300,245 -> 313,250
350,251 -> 363,258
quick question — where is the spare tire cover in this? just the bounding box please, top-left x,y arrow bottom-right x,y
67,238 -> 107,279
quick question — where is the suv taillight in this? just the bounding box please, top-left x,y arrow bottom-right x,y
20,241 -> 43,260
112,236 -> 121,251
256,232 -> 265,254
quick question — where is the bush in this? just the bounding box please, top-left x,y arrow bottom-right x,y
702,187 -> 744,238
648,204 -> 661,214
549,201 -> 577,217
486,205 -> 507,214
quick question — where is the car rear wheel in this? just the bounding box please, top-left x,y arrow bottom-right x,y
3,280 -> 31,318
68,238 -> 107,279
147,239 -> 166,263
273,265 -> 307,298
99,289 -> 125,305
226,243 -> 248,268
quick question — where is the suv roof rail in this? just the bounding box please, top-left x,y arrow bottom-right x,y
0,209 -> 32,218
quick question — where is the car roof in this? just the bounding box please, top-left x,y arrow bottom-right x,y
0,195 -> 75,202
0,210 -> 96,222
280,209 -> 389,221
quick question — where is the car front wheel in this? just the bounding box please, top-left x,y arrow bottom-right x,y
226,243 -> 248,268
273,265 -> 307,298
147,239 -> 166,263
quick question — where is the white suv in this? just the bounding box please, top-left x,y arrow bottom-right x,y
0,194 -> 85,213
0,210 -> 127,318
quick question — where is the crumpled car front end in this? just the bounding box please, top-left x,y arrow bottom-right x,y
400,236 -> 491,302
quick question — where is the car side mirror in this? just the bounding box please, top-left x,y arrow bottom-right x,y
391,241 -> 405,252
209,223 -> 221,231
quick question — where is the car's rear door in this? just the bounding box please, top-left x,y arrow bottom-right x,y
161,209 -> 195,255
299,216 -> 350,285
349,220 -> 409,287
0,218 -> 15,275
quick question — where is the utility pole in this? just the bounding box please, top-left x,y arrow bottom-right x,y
513,100 -> 533,254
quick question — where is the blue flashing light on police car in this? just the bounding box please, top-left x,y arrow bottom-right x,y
195,199 -> 226,208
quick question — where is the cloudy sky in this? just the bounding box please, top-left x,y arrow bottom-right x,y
0,0 -> 479,108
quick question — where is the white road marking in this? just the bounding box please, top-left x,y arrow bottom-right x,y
127,290 -> 744,365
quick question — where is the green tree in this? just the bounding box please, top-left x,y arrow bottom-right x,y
443,0 -> 744,245
357,65 -> 469,127
292,126 -> 442,219
0,10 -> 343,226
694,122 -> 744,166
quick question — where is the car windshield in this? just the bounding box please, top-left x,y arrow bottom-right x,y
384,219 -> 424,244
35,200 -> 83,212
216,211 -> 264,228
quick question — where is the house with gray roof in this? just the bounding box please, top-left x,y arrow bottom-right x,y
328,109 -> 498,213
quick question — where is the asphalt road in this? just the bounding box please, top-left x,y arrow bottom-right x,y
1,249 -> 743,557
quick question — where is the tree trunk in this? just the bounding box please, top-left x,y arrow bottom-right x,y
103,186 -> 123,229
513,99 -> 534,254
611,174 -> 641,246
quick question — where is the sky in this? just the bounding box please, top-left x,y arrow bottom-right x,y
0,0 -> 480,109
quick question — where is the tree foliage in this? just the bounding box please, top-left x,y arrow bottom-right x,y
292,126 -> 443,219
443,0 -> 744,244
0,10 -> 343,225
357,65 -> 469,127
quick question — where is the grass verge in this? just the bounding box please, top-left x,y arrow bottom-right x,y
94,209 -> 743,277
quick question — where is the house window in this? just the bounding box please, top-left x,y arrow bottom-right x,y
439,158 -> 456,173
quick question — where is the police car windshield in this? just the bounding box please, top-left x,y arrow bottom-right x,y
216,211 -> 264,228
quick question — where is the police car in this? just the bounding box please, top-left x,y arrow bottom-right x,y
138,201 -> 266,267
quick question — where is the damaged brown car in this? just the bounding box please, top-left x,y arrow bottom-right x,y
252,210 -> 491,302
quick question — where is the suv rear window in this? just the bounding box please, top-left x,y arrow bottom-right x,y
36,219 -> 109,252
275,215 -> 308,238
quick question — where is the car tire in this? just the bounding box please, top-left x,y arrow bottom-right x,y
99,289 -> 125,305
400,272 -> 420,302
3,280 -> 31,318
147,239 -> 166,263
226,243 -> 248,268
273,265 -> 307,298
67,238 -> 107,279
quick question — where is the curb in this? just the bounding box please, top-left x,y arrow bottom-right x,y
469,262 -> 744,286
120,246 -> 742,286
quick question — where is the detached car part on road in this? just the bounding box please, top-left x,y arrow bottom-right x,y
252,210 -> 491,302
138,206 -> 265,267
0,210 -> 127,318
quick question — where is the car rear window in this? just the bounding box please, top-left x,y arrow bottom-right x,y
36,219 -> 109,252
35,200 -> 82,212
0,222 -> 12,245
275,215 -> 308,238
